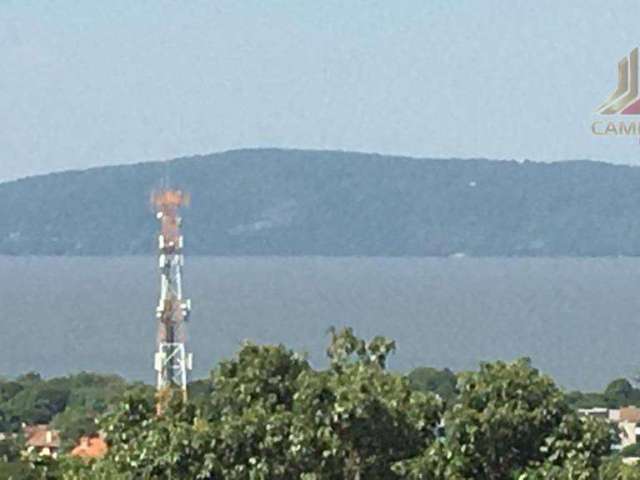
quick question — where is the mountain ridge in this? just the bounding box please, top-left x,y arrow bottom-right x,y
2,148 -> 640,257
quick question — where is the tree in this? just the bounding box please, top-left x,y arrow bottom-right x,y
565,390 -> 606,409
407,367 -> 457,404
599,457 -> 640,480
55,329 -> 442,480
31,333 -> 618,480
518,413 -> 613,479
0,460 -> 34,480
0,372 -> 149,450
199,342 -> 317,479
296,327 -> 442,479
5,385 -> 70,426
604,378 -> 640,408
186,377 -> 213,411
210,342 -> 310,416
396,359 -> 613,480
0,435 -> 22,462
622,442 -> 640,458
50,405 -> 99,450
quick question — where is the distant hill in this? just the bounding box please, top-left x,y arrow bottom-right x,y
2,148 -> 640,257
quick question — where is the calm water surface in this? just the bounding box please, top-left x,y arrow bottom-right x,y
1,256 -> 638,391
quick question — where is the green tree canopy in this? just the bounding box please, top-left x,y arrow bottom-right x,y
59,328 -> 442,480
604,378 -> 640,408
407,367 -> 457,404
396,359 -> 613,480
30,331 -> 620,480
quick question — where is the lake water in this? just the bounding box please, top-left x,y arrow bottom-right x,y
1,256 -> 638,391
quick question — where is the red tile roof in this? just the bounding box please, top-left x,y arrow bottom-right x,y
620,406 -> 640,423
71,435 -> 107,459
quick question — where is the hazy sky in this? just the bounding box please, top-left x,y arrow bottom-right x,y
2,0 -> 640,181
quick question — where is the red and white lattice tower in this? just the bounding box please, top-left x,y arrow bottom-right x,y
152,189 -> 192,402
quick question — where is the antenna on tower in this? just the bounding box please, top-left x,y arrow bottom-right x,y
152,188 -> 192,411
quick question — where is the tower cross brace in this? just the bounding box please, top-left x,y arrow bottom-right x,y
152,189 -> 192,403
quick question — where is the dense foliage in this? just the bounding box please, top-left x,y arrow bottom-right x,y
4,330 -> 640,478
13,328 -> 637,480
0,372 -> 142,436
567,378 -> 640,409
407,367 -> 457,405
5,149 -> 640,256
0,373 -> 151,478
397,359 -> 614,479
59,329 -> 442,479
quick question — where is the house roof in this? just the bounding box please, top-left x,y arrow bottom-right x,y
23,424 -> 47,436
25,428 -> 61,449
619,406 -> 640,423
71,435 -> 108,459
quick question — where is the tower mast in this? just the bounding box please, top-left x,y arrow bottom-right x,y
152,189 -> 192,405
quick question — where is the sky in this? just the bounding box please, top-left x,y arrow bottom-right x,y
2,0 -> 640,182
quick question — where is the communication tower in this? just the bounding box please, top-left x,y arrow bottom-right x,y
152,189 -> 192,404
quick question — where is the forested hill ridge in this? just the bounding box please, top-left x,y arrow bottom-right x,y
2,148 -> 640,257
